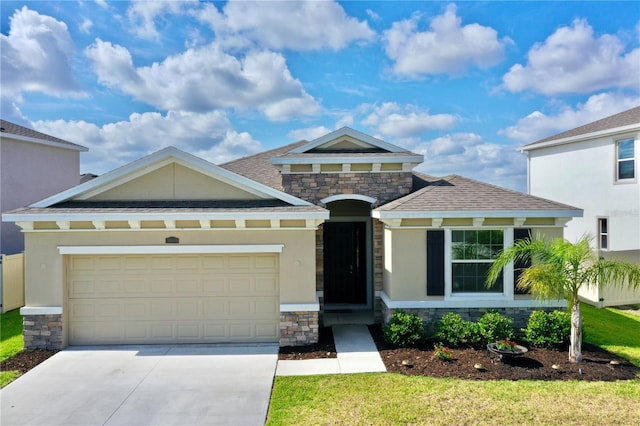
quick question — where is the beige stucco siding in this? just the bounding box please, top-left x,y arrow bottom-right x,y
383,225 -> 566,302
383,228 -> 427,300
24,228 -> 317,308
91,164 -> 263,201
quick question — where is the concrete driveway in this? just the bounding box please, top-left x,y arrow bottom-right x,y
0,344 -> 279,426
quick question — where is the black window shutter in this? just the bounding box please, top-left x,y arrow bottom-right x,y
513,228 -> 532,294
426,230 -> 445,296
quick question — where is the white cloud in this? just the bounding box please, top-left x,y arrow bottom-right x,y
85,40 -> 321,120
287,126 -> 333,142
32,110 -> 263,175
197,0 -> 375,50
95,0 -> 109,10
500,93 -> 640,143
0,6 -> 82,97
126,0 -> 197,40
502,19 -> 640,95
383,4 -> 510,77
411,133 -> 527,191
79,18 -> 93,34
362,102 -> 459,137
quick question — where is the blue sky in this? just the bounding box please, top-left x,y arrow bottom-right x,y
2,1 -> 639,192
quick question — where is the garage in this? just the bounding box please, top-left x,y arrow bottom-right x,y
67,253 -> 280,345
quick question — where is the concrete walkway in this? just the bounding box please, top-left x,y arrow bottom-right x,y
275,324 -> 386,376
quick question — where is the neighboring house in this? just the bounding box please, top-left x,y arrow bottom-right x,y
0,120 -> 87,255
522,106 -> 640,306
3,127 -> 581,349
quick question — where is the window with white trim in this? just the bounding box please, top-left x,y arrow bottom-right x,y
451,230 -> 503,293
598,218 -> 608,250
616,138 -> 635,181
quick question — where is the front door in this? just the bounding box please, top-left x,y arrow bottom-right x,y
323,221 -> 367,305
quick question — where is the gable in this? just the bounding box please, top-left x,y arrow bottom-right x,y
30,146 -> 312,208
89,163 -> 263,201
308,135 -> 388,153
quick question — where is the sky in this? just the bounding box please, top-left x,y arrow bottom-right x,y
1,1 -> 639,193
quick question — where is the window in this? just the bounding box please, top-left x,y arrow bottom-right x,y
598,218 -> 608,250
617,139 -> 635,181
451,230 -> 503,293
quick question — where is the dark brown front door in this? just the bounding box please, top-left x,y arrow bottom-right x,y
323,221 -> 367,305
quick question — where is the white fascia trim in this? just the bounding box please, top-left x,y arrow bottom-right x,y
31,147 -> 313,208
2,133 -> 87,152
20,306 -> 63,315
58,244 -> 285,255
321,194 -> 377,205
4,210 -> 330,223
520,125 -> 640,152
280,302 -> 320,312
289,127 -> 407,153
372,209 -> 583,220
379,292 -> 565,309
271,155 -> 423,165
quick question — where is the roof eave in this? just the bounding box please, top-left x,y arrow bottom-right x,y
372,209 -> 583,219
271,154 -> 424,165
521,124 -> 640,152
2,209 -> 330,223
1,133 -> 88,152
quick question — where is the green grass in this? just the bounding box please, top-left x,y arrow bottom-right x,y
1,308 -> 24,387
267,304 -> 640,425
267,374 -> 640,425
582,303 -> 640,366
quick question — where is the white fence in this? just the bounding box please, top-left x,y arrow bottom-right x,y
1,253 -> 25,313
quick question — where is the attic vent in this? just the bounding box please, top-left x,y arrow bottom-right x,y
165,236 -> 179,244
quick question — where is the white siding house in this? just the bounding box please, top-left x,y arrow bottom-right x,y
522,106 -> 640,306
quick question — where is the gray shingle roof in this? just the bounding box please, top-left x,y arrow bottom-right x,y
376,174 -> 580,213
220,141 -> 306,190
525,106 -> 640,148
0,119 -> 87,150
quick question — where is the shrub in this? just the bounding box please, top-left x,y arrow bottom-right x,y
522,310 -> 571,347
476,311 -> 515,346
435,313 -> 470,347
383,311 -> 426,347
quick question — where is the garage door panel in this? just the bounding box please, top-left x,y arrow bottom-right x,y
68,253 -> 280,345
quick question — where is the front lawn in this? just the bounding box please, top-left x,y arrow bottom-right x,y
1,309 -> 24,387
267,304 -> 640,425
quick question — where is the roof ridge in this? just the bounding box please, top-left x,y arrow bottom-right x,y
220,140 -> 306,166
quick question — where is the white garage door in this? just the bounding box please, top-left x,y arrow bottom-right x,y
67,253 -> 280,344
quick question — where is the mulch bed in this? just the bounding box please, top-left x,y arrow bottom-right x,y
278,327 -> 337,360
278,324 -> 638,381
1,349 -> 59,376
368,325 -> 639,381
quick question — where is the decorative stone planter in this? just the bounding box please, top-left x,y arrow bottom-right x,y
487,342 -> 528,363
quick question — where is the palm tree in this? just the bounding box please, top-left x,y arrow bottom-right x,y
486,235 -> 640,363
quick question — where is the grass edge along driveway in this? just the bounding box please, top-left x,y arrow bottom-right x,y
1,309 -> 24,387
267,305 -> 640,426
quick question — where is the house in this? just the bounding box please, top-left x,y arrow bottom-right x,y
3,127 -> 581,349
0,120 -> 87,255
522,106 -> 640,307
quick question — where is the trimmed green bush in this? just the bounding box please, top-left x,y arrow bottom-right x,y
477,311 -> 515,346
383,311 -> 426,347
435,313 -> 470,347
522,310 -> 571,347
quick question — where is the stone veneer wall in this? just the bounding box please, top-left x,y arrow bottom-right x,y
280,311 -> 319,346
381,303 -> 557,330
23,314 -> 63,350
282,172 -> 413,206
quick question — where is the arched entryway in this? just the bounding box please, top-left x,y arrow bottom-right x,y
321,196 -> 375,310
